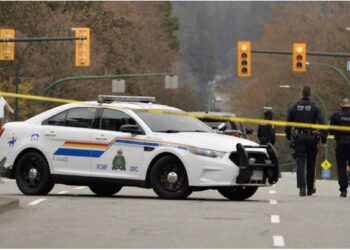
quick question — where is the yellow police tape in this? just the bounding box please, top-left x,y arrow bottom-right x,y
191,113 -> 349,132
0,91 -> 79,104
275,132 -> 335,140
1,91 -> 349,132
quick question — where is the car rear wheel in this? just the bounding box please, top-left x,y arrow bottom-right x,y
150,155 -> 191,199
15,152 -> 54,195
89,184 -> 122,197
218,186 -> 258,201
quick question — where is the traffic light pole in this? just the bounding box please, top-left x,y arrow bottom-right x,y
43,73 -> 175,94
252,49 -> 350,58
3,33 -> 86,120
0,36 -> 85,43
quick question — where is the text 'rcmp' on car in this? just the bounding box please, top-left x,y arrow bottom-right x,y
0,95 -> 280,200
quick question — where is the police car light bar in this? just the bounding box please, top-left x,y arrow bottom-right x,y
98,95 -> 156,104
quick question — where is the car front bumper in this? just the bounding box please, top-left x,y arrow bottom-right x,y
234,143 -> 280,185
185,143 -> 279,188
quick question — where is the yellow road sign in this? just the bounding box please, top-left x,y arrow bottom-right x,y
321,160 -> 332,170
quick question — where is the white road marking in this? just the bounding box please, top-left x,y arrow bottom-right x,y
271,215 -> 280,224
1,178 -> 15,182
273,235 -> 285,247
270,199 -> 278,205
57,191 -> 68,194
269,190 -> 277,194
28,198 -> 47,206
73,186 -> 86,190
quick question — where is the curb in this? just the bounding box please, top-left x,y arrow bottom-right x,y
0,197 -> 19,215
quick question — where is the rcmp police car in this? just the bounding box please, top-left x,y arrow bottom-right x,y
0,96 -> 279,200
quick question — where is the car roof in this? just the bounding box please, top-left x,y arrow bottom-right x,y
25,101 -> 184,124
192,112 -> 237,117
83,101 -> 183,111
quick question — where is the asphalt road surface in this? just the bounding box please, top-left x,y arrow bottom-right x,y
0,174 -> 349,248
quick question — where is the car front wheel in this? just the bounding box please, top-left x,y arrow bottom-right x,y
15,152 -> 54,195
150,155 -> 191,199
89,184 -> 122,197
218,186 -> 258,201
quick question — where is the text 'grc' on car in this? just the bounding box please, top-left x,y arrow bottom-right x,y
0,95 -> 279,200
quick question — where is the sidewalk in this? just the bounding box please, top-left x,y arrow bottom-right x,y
0,178 -> 19,214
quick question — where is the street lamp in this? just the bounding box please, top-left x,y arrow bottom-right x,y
43,73 -> 177,94
279,85 -> 291,89
207,80 -> 216,112
306,61 -> 350,89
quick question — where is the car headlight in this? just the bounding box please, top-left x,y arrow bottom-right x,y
189,147 -> 226,159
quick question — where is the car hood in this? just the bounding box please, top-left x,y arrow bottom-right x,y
152,132 -> 262,153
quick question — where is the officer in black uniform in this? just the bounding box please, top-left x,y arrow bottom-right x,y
258,109 -> 276,145
329,97 -> 350,197
285,86 -> 327,196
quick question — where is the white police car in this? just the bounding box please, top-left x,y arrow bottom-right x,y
0,96 -> 279,200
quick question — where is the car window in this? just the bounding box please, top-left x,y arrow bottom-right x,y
65,107 -> 96,128
100,109 -> 137,131
46,111 -> 67,126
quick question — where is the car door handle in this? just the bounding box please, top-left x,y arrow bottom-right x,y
44,131 -> 56,137
95,136 -> 107,141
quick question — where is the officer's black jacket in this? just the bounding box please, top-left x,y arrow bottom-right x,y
285,97 -> 327,140
329,106 -> 350,140
258,124 -> 276,144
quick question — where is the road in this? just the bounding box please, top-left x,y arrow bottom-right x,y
0,174 -> 349,248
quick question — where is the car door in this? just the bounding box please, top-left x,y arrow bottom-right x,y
42,107 -> 97,176
91,108 -> 145,180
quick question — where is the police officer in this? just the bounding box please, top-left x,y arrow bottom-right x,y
329,97 -> 350,197
258,109 -> 276,145
285,86 -> 327,196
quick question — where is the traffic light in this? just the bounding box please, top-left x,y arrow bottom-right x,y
237,41 -> 251,77
75,27 -> 90,67
0,29 -> 15,61
293,43 -> 306,72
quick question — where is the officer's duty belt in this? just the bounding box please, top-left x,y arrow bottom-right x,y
294,129 -> 315,135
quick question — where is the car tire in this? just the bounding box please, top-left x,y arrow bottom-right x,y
15,152 -> 54,195
218,186 -> 258,201
150,155 -> 191,199
89,184 -> 122,197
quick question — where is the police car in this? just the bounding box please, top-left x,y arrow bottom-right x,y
0,96 -> 279,200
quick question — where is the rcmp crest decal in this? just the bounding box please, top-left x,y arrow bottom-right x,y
112,149 -> 126,171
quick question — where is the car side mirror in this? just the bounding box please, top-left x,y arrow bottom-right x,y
217,122 -> 228,132
246,128 -> 254,135
120,124 -> 143,135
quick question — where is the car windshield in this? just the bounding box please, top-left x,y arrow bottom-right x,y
134,110 -> 212,133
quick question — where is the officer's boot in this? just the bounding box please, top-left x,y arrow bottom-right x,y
340,190 -> 347,197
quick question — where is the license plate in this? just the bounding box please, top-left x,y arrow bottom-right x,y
251,170 -> 263,181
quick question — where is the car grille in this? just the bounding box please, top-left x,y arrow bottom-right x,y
229,151 -> 267,165
229,151 -> 268,184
